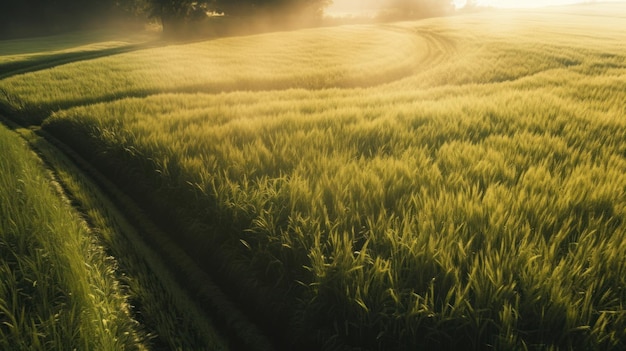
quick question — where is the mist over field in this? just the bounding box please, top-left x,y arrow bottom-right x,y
1,1 -> 626,350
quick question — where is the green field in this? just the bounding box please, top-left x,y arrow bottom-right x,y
2,3 -> 626,350
0,123 -> 149,350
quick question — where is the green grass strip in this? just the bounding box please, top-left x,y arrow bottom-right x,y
0,121 -> 147,351
7,118 -> 279,350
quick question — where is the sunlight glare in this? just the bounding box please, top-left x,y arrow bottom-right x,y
326,0 -> 624,16
475,0 -> 603,8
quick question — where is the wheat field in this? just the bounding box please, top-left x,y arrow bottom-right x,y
0,122 -> 150,351
2,3 -> 626,350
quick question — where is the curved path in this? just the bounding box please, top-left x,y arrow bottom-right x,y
0,115 -> 277,351
0,24 -> 458,124
0,23 -> 462,350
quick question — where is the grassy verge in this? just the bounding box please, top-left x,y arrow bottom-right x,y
0,122 -> 147,350
1,118 -> 241,350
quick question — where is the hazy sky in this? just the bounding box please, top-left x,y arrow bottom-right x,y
470,0 -> 612,8
326,0 -> 623,14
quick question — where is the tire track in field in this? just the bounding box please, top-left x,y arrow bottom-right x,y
0,41 -> 163,80
415,28 -> 458,66
381,23 -> 458,66
360,23 -> 459,92
0,22 -> 460,351
0,114 -> 279,351
351,22 -> 459,84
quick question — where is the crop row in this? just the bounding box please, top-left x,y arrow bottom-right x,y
44,69 -> 626,349
0,123 -> 148,350
2,5 -> 626,350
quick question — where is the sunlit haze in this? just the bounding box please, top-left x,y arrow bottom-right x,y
470,0 -> 622,8
326,0 -> 625,16
2,0 -> 626,348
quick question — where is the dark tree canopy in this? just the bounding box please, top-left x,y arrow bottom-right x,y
0,0 -> 143,39
0,0 -> 455,40
0,0 -> 331,40
149,0 -> 212,38
146,0 -> 453,39
147,0 -> 333,38
215,0 -> 332,16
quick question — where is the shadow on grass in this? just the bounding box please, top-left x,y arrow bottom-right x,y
0,41 -> 164,80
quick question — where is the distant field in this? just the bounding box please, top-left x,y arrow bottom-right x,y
2,3 -> 626,350
0,30 -> 158,80
0,25 -> 423,124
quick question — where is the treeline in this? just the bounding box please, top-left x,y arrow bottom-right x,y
152,0 -> 455,38
0,0 -> 331,39
149,0 -> 333,38
0,0 -> 455,40
0,0 -> 148,39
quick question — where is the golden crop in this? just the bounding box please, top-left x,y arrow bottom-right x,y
2,3 -> 626,349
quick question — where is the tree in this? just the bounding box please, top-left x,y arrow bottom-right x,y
147,0 -> 332,38
214,0 -> 330,16
148,0 -> 213,38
